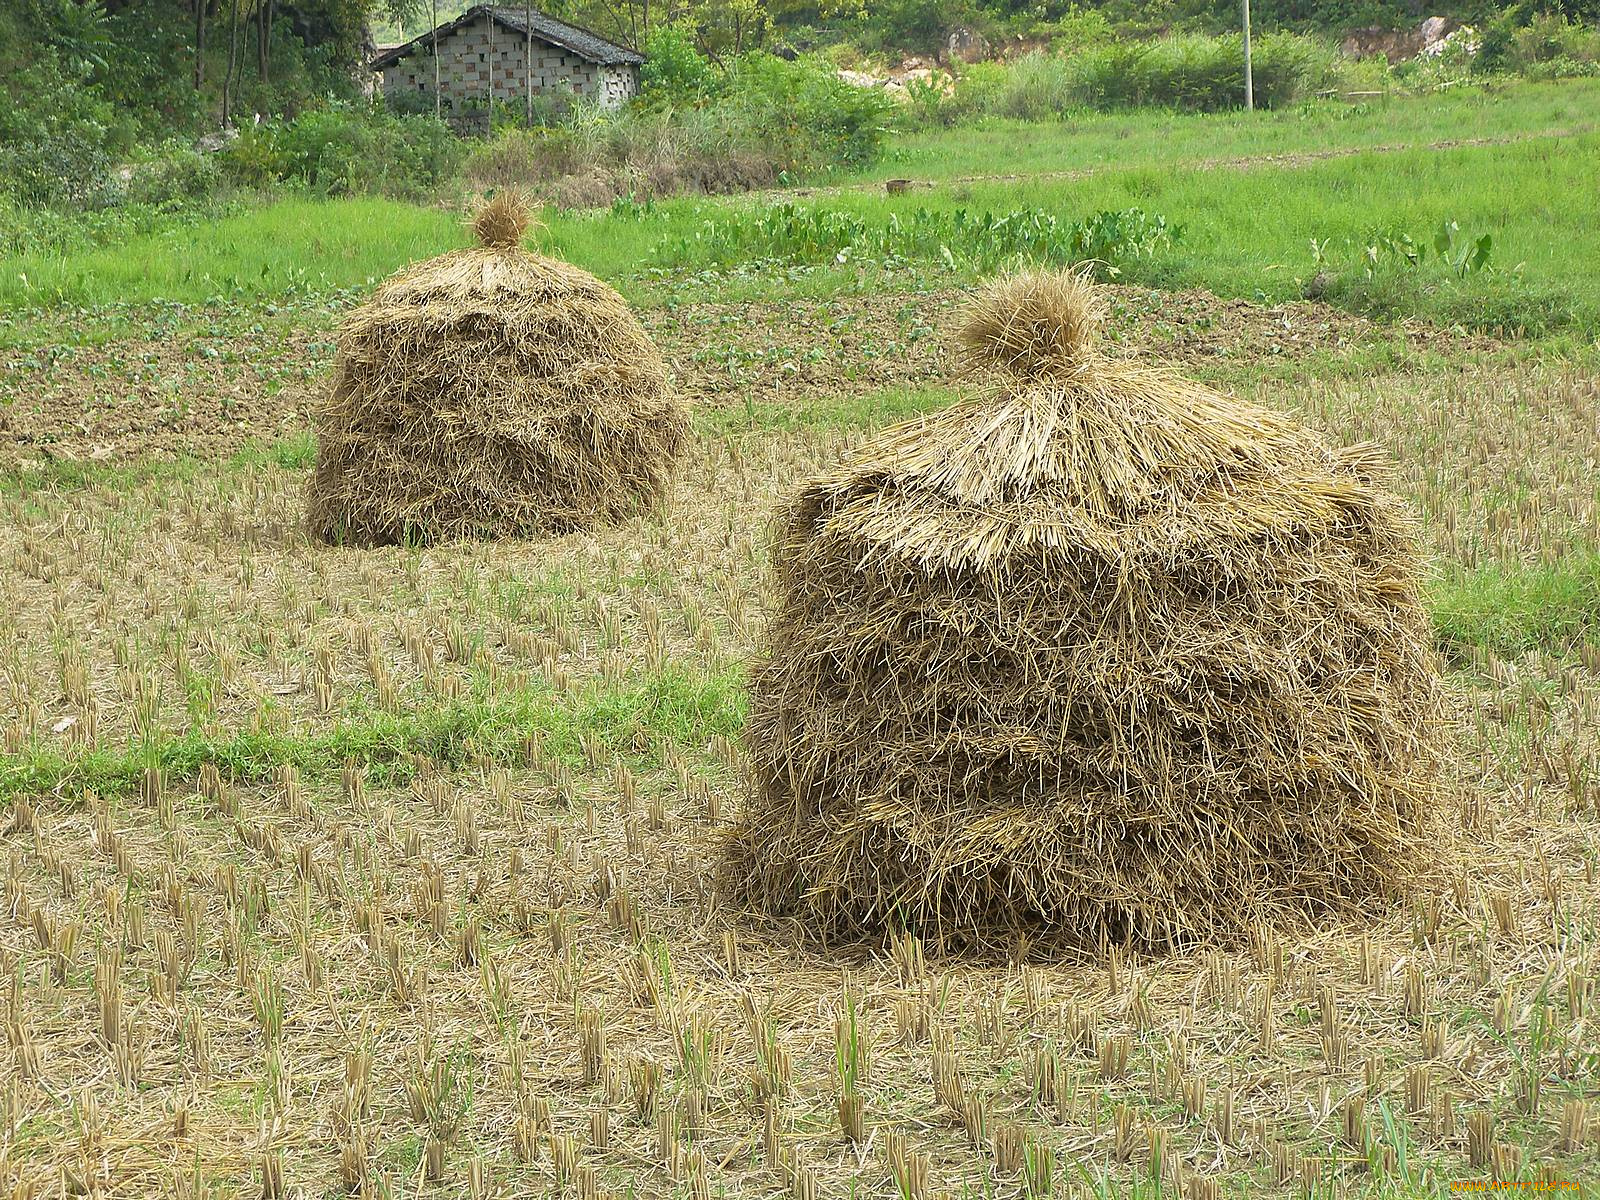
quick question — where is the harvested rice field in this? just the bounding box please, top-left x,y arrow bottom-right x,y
4,159 -> 1600,1199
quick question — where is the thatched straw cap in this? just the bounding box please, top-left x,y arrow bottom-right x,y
306,193 -> 688,545
788,268 -> 1376,573
726,270 -> 1442,950
472,189 -> 533,249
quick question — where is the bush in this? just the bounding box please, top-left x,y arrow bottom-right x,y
1070,32 -> 1333,111
1029,6 -> 1118,47
464,104 -> 777,207
725,53 -> 895,173
1473,7 -> 1600,75
464,54 -> 895,208
221,103 -> 462,198
638,25 -> 722,107
0,63 -> 128,208
121,142 -> 226,208
0,0 -> 134,209
857,0 -> 979,55
948,54 -> 1078,121
1503,11 -> 1600,75
944,33 -> 1332,120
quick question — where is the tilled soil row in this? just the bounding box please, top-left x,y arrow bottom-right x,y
0,283 -> 1496,470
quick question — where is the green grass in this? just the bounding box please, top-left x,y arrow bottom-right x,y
0,195 -> 467,311
1429,550 -> 1600,659
0,80 -> 1593,352
0,665 -> 746,804
871,79 -> 1600,183
5,108 -> 1598,338
625,132 -> 1600,335
0,431 -> 317,496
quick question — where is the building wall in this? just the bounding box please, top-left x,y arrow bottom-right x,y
380,12 -> 639,126
599,63 -> 639,106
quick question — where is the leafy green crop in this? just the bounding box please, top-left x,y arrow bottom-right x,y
1313,218 -> 1493,279
651,203 -> 1179,275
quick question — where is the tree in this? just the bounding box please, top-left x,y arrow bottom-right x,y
195,0 -> 206,88
223,0 -> 241,122
257,0 -> 271,83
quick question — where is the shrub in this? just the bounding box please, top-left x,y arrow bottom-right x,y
1032,6 -> 1118,48
857,0 -> 979,55
944,33 -> 1332,119
221,123 -> 288,187
1070,33 -> 1332,111
221,103 -> 462,198
949,53 -> 1078,121
638,25 -> 721,106
1470,7 -> 1600,76
1504,11 -> 1600,76
0,61 -> 126,208
0,0 -> 133,209
469,53 -> 896,208
121,142 -> 226,208
463,104 -> 777,207
725,53 -> 895,173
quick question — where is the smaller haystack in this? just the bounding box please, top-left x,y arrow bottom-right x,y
723,270 -> 1442,949
307,194 -> 687,545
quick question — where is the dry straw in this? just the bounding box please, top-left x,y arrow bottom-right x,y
722,268 -> 1442,950
306,192 -> 688,545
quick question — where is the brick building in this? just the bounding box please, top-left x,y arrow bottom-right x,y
371,5 -> 644,129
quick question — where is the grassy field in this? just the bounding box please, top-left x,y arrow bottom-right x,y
2,80 -> 1599,1198
868,78 -> 1600,181
5,80 -> 1600,339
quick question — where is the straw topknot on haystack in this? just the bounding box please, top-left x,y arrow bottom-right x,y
306,193 -> 688,545
722,269 -> 1443,950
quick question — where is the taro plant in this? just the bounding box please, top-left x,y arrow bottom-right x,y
1315,219 -> 1493,279
652,202 -> 1178,276
1434,220 -> 1494,278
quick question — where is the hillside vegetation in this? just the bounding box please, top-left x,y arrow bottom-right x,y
5,0 -> 1599,243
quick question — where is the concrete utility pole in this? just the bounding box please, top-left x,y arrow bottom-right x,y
487,6 -> 495,132
525,0 -> 532,125
1242,0 -> 1254,111
432,0 -> 440,120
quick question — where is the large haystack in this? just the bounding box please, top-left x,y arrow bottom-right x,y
723,270 -> 1442,949
306,194 -> 688,545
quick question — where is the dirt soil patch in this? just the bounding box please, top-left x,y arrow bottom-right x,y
0,285 -> 1500,471
0,319 -> 330,470
647,283 -> 1503,409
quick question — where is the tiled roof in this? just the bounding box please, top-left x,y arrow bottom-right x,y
370,4 -> 644,70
